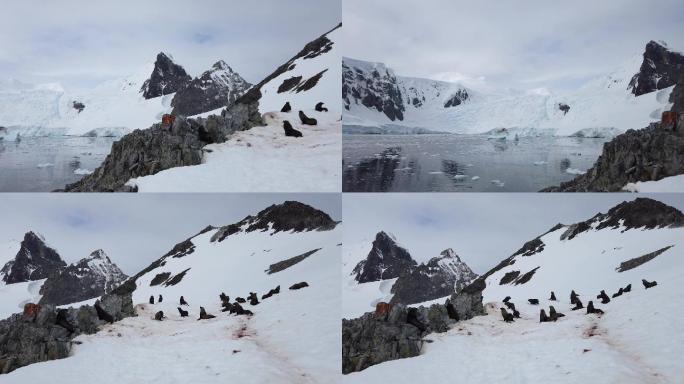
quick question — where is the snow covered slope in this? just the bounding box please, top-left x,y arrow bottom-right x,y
343,41 -> 678,136
126,110 -> 341,192
2,201 -> 342,383
345,197 -> 684,383
250,23 -> 341,115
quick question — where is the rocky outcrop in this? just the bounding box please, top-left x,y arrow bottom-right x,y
140,52 -> 192,99
342,280 -> 485,374
62,97 -> 263,192
629,41 -> 684,96
171,60 -> 251,117
0,281 -> 136,374
38,250 -> 128,306
670,83 -> 684,113
0,232 -> 66,284
211,201 -> 338,242
542,119 -> 684,192
342,60 -> 405,121
351,231 -> 417,283
390,248 -> 478,305
591,197 -> 684,230
443,89 -> 469,108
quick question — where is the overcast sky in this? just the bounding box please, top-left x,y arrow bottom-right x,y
0,193 -> 340,275
0,0 -> 340,90
343,194 -> 684,274
343,0 -> 684,91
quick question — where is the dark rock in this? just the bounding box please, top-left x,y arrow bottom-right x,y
278,76 -> 303,93
342,280 -> 485,374
0,286 -> 135,374
443,89 -> 469,108
72,101 -> 85,113
298,110 -> 317,125
283,120 -> 303,137
352,231 -> 417,283
390,248 -> 477,305
342,60 -> 405,121
289,282 -> 309,290
266,249 -> 319,274
39,249 -> 128,306
1,232 -> 66,284
542,123 -> 684,192
629,41 -> 684,96
140,52 -> 191,99
171,60 -> 251,117
558,103 -> 570,115
63,98 -> 263,192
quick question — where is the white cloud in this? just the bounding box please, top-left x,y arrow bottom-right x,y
343,0 -> 684,91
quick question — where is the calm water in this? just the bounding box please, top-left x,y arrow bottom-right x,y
343,134 -> 607,192
0,136 -> 115,191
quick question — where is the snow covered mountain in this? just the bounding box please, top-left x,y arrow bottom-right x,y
0,233 -> 128,318
343,232 -> 477,317
243,22 -> 341,115
0,53 -> 249,139
171,60 -> 251,116
1,201 -> 342,383
346,197 -> 684,383
0,231 -> 65,284
38,249 -> 128,306
123,23 -> 342,192
343,40 -> 680,136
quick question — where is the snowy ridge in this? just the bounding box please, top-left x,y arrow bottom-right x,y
347,198 -> 684,383
343,44 -> 675,136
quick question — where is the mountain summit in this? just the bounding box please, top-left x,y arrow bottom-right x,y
0,232 -> 66,284
140,52 -> 192,99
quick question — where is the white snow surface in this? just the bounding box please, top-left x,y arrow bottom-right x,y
346,211 -> 684,383
127,110 -> 341,192
623,175 -> 684,192
0,64 -> 173,138
0,279 -> 46,319
4,223 -> 342,383
343,54 -> 673,136
258,26 -> 341,115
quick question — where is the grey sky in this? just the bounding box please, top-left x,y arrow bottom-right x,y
343,194 -> 684,274
0,0 -> 340,90
343,0 -> 684,91
0,193 -> 341,275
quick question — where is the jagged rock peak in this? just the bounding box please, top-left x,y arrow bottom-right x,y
629,40 -> 684,96
211,201 -> 338,242
170,59 -> 251,116
38,249 -> 128,306
390,248 -> 478,305
351,231 -> 417,283
140,52 -> 192,99
0,231 -> 66,284
595,197 -> 684,230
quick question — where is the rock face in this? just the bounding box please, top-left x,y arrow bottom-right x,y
171,60 -> 251,117
0,232 -> 66,284
140,52 -> 192,99
211,201 -> 338,242
443,89 -> 469,108
542,120 -> 684,191
569,198 -> 684,234
39,249 -> 129,306
0,281 -> 136,374
390,248 -> 478,305
351,231 -> 417,283
62,97 -> 263,192
342,280 -> 485,374
629,41 -> 684,96
342,60 -> 405,121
